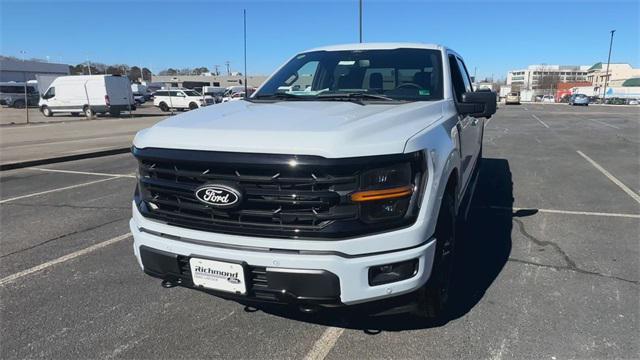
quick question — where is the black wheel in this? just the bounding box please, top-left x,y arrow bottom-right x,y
159,102 -> 169,112
13,100 -> 25,109
415,191 -> 457,319
41,106 -> 53,117
188,102 -> 198,110
83,106 -> 94,118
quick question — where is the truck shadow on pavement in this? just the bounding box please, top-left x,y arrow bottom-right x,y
253,158 -> 536,332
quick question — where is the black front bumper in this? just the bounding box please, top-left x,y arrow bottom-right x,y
140,245 -> 342,305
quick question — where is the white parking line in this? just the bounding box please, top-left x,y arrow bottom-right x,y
304,327 -> 345,360
577,150 -> 640,205
0,177 -> 119,204
0,233 -> 131,286
588,118 -> 620,129
489,206 -> 639,219
29,167 -> 136,178
531,114 -> 549,128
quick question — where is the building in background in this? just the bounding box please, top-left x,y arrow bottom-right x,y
586,62 -> 640,96
507,64 -> 590,92
151,74 -> 268,91
0,58 -> 69,82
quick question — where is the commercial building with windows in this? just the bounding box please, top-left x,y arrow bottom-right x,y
0,58 -> 69,82
586,63 -> 640,89
507,64 -> 590,90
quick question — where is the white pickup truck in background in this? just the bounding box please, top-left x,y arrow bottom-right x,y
130,43 -> 496,319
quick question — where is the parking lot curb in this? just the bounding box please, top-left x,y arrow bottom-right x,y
0,147 -> 132,171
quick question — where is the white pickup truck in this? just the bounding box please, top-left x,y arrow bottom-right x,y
130,43 -> 496,319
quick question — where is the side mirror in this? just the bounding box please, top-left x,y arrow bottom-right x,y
459,91 -> 497,118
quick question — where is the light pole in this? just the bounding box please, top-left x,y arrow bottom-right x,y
601,29 -> 615,103
359,0 -> 363,43
243,9 -> 248,98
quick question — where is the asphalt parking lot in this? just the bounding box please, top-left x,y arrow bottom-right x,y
1,103 -> 638,359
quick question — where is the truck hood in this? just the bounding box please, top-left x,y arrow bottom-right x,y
133,100 -> 444,158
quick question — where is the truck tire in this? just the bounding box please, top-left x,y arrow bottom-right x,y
41,106 -> 53,117
415,190 -> 457,319
13,100 -> 25,109
189,102 -> 198,110
83,106 -> 94,118
159,102 -> 169,112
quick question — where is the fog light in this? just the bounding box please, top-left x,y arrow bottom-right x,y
368,259 -> 418,286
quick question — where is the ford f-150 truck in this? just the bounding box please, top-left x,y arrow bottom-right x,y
130,43 -> 496,318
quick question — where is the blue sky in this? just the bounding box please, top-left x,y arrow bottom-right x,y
1,0 -> 638,80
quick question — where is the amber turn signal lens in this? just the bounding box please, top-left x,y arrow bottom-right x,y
351,185 -> 414,202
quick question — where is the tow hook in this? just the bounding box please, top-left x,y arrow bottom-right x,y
298,304 -> 320,314
161,279 -> 180,288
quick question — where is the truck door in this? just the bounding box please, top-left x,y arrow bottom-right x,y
448,54 -> 482,192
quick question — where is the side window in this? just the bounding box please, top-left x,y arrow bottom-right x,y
448,55 -> 465,102
44,87 -> 55,99
456,58 -> 473,93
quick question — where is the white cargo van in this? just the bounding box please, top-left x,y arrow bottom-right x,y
39,75 -> 134,117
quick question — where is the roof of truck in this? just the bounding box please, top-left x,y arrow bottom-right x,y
304,42 -> 445,53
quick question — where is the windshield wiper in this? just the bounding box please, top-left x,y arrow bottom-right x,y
316,92 -> 397,103
251,92 -> 306,101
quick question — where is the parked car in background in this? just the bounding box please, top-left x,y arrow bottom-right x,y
39,75 -> 134,117
626,98 -> 638,105
202,86 -> 227,103
606,97 -> 626,105
559,94 -> 571,103
0,82 -> 40,108
153,89 -> 214,111
568,94 -> 589,106
541,95 -> 555,103
534,95 -> 544,102
221,92 -> 246,102
134,94 -> 145,104
505,92 -> 520,105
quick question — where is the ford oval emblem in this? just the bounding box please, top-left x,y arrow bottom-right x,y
194,184 -> 242,208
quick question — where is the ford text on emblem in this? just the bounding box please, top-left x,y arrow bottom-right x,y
194,184 -> 241,208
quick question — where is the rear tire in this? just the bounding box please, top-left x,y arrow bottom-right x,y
13,100 -> 25,109
415,191 -> 457,319
159,102 -> 169,112
41,106 -> 53,117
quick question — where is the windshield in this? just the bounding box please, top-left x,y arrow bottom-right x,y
184,90 -> 201,96
254,48 -> 443,102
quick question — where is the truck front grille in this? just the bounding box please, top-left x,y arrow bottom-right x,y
133,147 -> 420,238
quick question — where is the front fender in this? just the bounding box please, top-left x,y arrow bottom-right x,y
404,111 -> 461,238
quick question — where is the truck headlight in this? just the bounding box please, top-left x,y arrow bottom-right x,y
351,161 -> 422,223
